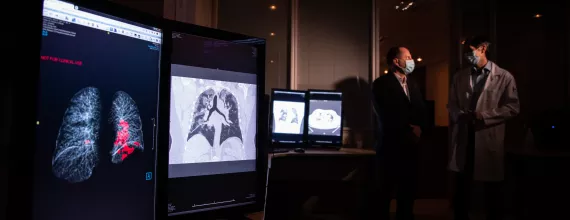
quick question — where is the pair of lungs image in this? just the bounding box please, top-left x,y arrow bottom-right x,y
52,87 -> 144,183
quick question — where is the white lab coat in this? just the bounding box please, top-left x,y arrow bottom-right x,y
448,61 -> 520,181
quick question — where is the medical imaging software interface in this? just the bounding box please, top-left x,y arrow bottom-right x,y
34,1 -> 162,220
307,91 -> 343,145
168,32 -> 259,215
271,90 -> 306,144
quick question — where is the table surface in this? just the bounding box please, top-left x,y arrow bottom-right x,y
267,147 -> 375,169
269,147 -> 375,158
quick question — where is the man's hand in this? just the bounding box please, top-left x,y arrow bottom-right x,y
458,110 -> 484,123
472,111 -> 486,129
475,111 -> 484,120
410,125 -> 422,144
410,125 -> 422,138
458,110 -> 473,123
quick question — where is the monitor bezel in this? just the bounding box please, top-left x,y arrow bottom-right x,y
269,88 -> 308,147
164,18 -> 266,218
305,89 -> 344,147
7,1 -> 170,220
5,1 -> 44,220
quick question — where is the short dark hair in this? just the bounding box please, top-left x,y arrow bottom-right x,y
466,36 -> 491,48
386,46 -> 402,67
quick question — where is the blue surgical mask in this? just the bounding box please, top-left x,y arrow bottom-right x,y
403,59 -> 415,75
465,50 -> 480,66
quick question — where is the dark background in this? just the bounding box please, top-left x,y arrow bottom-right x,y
34,16 -> 160,220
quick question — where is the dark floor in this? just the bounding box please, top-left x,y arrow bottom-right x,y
389,199 -> 451,220
248,199 -> 452,220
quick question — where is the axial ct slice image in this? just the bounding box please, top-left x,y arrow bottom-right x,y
308,109 -> 341,130
109,91 -> 144,163
53,87 -> 101,183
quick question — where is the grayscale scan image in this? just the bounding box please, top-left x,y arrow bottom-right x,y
52,87 -> 101,183
272,101 -> 305,134
169,76 -> 257,164
308,100 -> 342,136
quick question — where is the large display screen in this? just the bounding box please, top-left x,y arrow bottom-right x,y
306,90 -> 343,146
34,1 -> 162,219
270,90 -> 306,144
168,32 -> 260,215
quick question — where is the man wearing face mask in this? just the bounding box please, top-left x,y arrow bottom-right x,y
448,36 -> 519,220
371,46 -> 426,220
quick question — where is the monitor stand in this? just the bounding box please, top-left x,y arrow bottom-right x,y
269,142 -> 305,153
293,147 -> 305,153
268,148 -> 290,153
202,211 -> 256,220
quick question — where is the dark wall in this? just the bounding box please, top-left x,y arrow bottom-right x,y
496,0 -> 568,119
296,0 -> 371,90
297,0 -> 372,147
495,0 -> 569,150
565,2 -> 570,105
217,0 -> 289,94
110,0 -> 164,18
1,72 -> 11,220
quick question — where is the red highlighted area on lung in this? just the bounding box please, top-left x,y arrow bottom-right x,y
40,55 -> 83,66
113,119 -> 141,161
110,91 -> 144,163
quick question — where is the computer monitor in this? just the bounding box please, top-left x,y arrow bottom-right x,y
167,21 -> 265,217
306,90 -> 344,146
270,89 -> 307,145
34,1 -> 164,220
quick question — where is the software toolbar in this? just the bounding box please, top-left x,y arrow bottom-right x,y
43,0 -> 162,44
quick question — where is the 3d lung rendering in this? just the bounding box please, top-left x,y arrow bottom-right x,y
53,87 -> 101,183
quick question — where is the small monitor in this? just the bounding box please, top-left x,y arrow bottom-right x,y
35,0 -> 163,219
306,90 -> 343,146
270,89 -> 307,144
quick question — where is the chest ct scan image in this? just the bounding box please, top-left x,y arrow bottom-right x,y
169,76 -> 257,164
308,100 -> 342,136
272,101 -> 305,135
